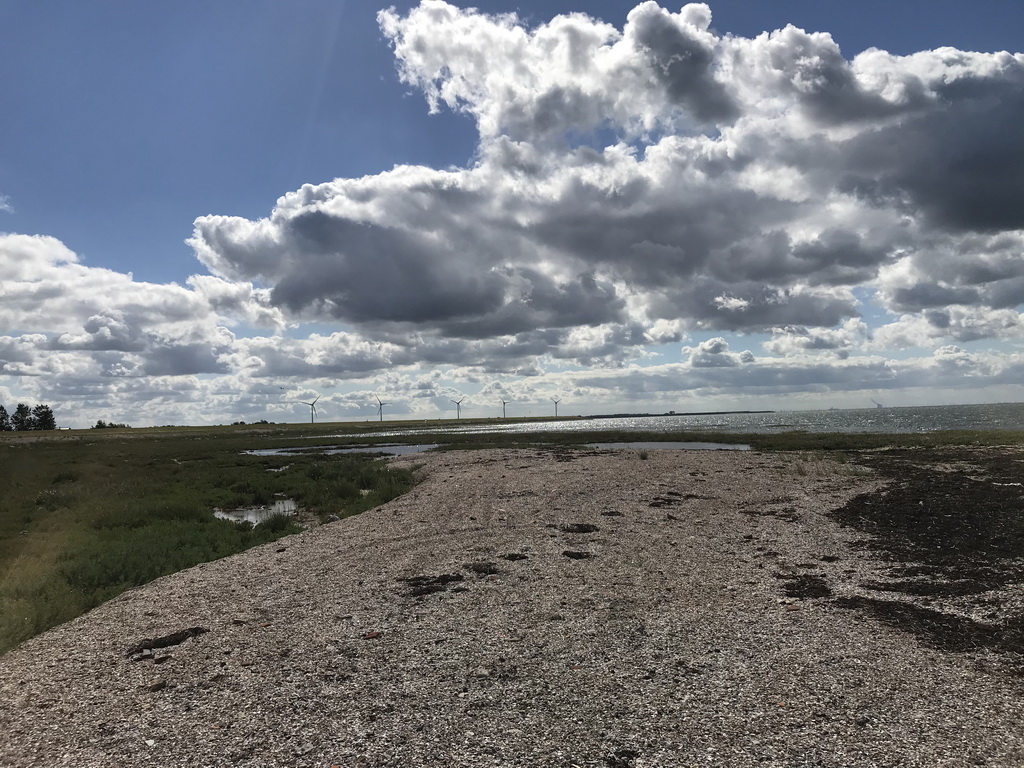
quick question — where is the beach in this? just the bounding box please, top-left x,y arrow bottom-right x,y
1,447 -> 1022,767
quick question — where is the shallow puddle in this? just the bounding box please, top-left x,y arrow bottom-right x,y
214,498 -> 297,526
245,443 -> 438,457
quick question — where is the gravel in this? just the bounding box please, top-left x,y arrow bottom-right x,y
1,447 -> 1022,767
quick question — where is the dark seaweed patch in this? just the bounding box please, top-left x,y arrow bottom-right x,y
779,574 -> 833,599
604,748 -> 641,768
400,573 -> 465,597
834,597 -> 1024,656
463,561 -> 499,576
563,551 -> 593,560
127,626 -> 208,659
830,449 -> 1024,594
559,523 -> 600,534
648,496 -> 679,508
741,505 -> 801,522
828,448 -> 1024,665
647,492 -> 714,507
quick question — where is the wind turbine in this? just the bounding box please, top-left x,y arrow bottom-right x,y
871,398 -> 884,409
451,397 -> 465,419
300,394 -> 320,424
500,398 -> 509,418
375,395 -> 389,422
551,397 -> 561,418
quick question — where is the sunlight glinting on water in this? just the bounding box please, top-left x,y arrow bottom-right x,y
338,403 -> 1024,438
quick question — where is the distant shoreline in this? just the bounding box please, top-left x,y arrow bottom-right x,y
582,409 -> 775,420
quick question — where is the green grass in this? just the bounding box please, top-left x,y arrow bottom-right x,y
0,427 -> 414,655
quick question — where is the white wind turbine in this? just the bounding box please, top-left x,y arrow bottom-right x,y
551,397 -> 561,418
300,394 -> 320,424
500,398 -> 509,418
451,397 -> 465,419
375,395 -> 389,422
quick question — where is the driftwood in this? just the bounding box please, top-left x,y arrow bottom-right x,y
125,627 -> 208,658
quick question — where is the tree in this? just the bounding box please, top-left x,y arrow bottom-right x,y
31,404 -> 57,430
0,405 -> 10,432
11,403 -> 33,431
92,419 -> 130,429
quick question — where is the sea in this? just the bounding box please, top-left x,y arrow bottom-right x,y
360,402 -> 1024,439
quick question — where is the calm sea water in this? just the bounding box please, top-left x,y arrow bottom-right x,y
359,402 -> 1024,438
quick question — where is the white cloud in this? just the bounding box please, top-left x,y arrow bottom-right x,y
683,336 -> 751,367
872,307 -> 1024,349
192,3 -> 1024,359
764,318 -> 870,358
0,234 -> 257,377
5,3 -> 1024,425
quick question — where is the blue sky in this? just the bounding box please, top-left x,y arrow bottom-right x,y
3,1 -> 1024,426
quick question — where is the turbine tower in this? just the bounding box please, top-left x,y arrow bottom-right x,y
451,397 -> 465,419
375,395 -> 389,422
300,394 -> 320,424
551,397 -> 561,418
500,398 -> 509,418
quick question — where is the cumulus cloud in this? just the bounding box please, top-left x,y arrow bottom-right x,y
0,234 -> 265,378
6,2 -> 1024,424
871,307 -> 1024,349
189,2 -> 1024,372
683,336 -> 753,367
764,318 -> 870,358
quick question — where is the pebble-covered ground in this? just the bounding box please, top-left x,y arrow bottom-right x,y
1,447 -> 1022,767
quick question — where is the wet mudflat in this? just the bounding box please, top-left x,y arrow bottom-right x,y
830,447 -> 1024,663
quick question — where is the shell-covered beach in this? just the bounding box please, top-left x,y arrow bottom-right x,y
2,447 -> 1022,767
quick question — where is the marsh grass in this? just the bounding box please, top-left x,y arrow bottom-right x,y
0,429 -> 414,655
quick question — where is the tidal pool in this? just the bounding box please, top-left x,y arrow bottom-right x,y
214,498 -> 297,526
245,443 -> 438,458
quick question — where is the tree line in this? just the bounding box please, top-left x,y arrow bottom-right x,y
0,403 -> 57,431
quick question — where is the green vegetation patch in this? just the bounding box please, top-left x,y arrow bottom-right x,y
0,429 -> 413,655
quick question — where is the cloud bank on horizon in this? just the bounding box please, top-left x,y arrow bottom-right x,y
3,1 -> 1024,426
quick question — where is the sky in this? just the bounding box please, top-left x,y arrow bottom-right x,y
3,1 -> 1024,428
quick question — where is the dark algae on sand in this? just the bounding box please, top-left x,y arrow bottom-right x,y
830,447 -> 1024,665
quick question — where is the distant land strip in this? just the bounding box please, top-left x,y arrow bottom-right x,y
582,410 -> 775,420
